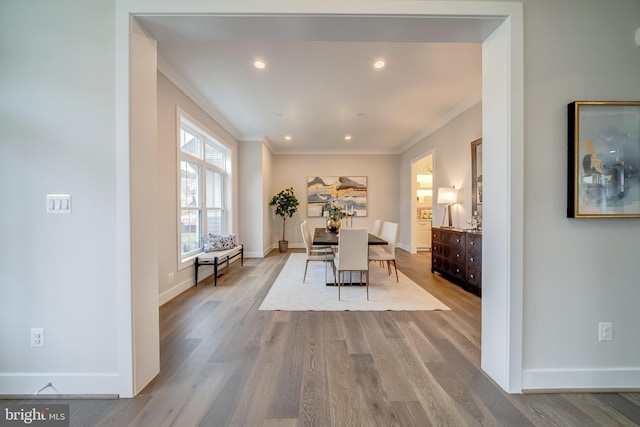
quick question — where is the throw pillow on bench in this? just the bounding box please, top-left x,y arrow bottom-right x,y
202,233 -> 238,252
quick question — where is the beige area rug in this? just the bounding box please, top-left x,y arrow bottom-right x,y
259,253 -> 450,311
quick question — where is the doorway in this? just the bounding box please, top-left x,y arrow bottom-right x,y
411,153 -> 434,254
119,4 -> 524,396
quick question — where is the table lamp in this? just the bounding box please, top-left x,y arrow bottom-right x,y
437,186 -> 458,228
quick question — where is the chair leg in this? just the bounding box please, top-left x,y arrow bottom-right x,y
392,260 -> 398,282
338,272 -> 341,300
365,270 -> 369,300
303,260 -> 309,282
332,261 -> 337,284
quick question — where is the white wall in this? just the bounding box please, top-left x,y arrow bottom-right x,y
521,0 -> 640,390
238,141 -> 268,257
398,103 -> 482,251
0,0 -> 122,394
269,154 -> 400,249
130,18 -> 160,394
156,72 -> 239,303
262,144 -> 274,255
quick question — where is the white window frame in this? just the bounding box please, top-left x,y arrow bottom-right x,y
177,108 -> 232,266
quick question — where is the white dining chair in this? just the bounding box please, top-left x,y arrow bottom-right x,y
371,219 -> 383,237
368,221 -> 399,282
335,228 -> 369,300
301,221 -> 335,282
370,219 -> 384,267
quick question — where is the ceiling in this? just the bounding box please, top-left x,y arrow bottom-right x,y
137,15 -> 502,154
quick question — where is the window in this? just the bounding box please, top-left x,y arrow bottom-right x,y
178,110 -> 231,262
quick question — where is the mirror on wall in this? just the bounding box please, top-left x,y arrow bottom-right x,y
471,138 -> 483,218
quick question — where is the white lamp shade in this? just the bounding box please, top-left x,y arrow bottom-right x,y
437,187 -> 457,204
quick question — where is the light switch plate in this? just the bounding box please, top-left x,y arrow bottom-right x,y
598,322 -> 613,342
46,195 -> 71,214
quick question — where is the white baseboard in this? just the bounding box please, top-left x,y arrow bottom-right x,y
522,368 -> 640,392
397,243 -> 411,253
0,373 -> 122,397
159,277 -> 193,306
246,248 -> 269,258
159,256 -> 246,306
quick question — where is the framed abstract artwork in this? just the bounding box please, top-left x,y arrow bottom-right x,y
568,101 -> 640,218
307,176 -> 367,217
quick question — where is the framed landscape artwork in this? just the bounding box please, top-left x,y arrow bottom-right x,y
307,176 -> 368,217
567,101 -> 640,218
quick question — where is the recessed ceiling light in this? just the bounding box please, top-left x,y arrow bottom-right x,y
374,60 -> 385,69
344,135 -> 352,141
254,60 -> 266,69
285,135 -> 292,141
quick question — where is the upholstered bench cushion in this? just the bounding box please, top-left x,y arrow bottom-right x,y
197,244 -> 242,261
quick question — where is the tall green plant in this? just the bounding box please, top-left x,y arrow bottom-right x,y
269,187 -> 300,242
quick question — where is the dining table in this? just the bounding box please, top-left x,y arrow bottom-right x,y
312,227 -> 388,246
312,227 -> 387,285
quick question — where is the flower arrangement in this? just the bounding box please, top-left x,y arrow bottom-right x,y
323,201 -> 346,220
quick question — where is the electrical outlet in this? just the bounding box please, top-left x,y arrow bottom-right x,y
169,273 -> 174,283
31,328 -> 45,347
598,322 -> 612,342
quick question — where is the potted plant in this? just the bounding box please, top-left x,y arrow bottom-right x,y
323,201 -> 346,232
269,187 -> 300,252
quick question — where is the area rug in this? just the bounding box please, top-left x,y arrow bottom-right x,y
259,253 -> 450,311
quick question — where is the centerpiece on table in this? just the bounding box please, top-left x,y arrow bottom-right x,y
323,201 -> 346,232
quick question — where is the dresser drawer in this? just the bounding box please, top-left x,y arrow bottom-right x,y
446,232 -> 466,249
467,233 -> 482,251
467,252 -> 481,269
467,268 -> 482,288
442,259 -> 466,280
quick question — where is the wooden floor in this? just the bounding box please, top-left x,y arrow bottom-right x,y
14,250 -> 640,426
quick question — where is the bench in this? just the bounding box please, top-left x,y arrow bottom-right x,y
194,244 -> 244,287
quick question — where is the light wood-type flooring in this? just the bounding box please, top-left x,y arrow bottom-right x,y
10,250 -> 640,426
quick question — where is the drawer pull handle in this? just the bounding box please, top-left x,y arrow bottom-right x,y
470,257 -> 474,262
470,274 -> 474,278
456,268 -> 460,272
456,254 -> 460,258
471,242 -> 475,245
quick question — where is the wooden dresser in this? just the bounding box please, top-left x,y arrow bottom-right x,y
431,227 -> 482,296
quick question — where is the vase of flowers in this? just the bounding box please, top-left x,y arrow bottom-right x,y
323,201 -> 345,232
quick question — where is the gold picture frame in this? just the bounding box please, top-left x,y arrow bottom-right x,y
568,101 -> 640,218
471,138 -> 482,218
